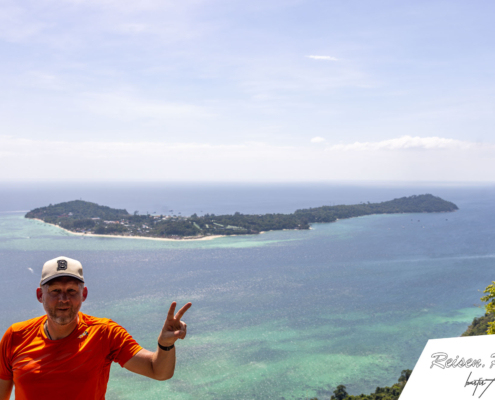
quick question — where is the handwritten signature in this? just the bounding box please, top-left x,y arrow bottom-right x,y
465,372 -> 495,398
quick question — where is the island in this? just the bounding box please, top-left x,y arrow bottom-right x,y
24,194 -> 458,240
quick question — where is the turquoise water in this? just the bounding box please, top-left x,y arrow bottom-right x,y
0,184 -> 494,399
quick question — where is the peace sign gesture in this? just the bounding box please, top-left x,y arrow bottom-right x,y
158,301 -> 192,347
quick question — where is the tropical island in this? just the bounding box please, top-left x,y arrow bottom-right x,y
25,194 -> 458,240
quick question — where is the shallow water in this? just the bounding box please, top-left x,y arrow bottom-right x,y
0,183 -> 493,399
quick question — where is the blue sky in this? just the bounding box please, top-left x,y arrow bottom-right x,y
1,0 -> 494,181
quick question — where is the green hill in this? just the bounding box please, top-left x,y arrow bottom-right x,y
26,200 -> 129,220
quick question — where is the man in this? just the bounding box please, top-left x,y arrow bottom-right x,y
0,256 -> 191,399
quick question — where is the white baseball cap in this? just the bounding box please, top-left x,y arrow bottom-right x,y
40,256 -> 85,286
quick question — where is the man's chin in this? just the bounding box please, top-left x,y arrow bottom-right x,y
50,311 -> 78,325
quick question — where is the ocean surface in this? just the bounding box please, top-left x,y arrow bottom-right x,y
1,182 -> 494,399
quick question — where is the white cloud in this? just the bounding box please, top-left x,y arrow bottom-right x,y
1,135 -> 495,182
310,136 -> 326,143
306,55 -> 338,61
326,136 -> 480,151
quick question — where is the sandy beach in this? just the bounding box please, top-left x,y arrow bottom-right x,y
31,219 -> 226,242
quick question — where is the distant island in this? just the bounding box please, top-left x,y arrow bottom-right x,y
25,194 -> 458,240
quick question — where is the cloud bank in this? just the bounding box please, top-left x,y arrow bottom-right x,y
1,135 -> 494,182
326,136 -> 478,151
306,55 -> 338,61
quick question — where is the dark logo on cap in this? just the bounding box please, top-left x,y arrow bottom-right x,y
57,260 -> 68,271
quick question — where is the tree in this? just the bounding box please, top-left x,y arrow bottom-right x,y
480,282 -> 495,334
331,384 -> 348,400
398,369 -> 412,385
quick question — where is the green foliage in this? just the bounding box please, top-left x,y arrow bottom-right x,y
314,370 -> 411,400
93,224 -> 128,234
294,194 -> 457,223
152,220 -> 200,237
461,313 -> 495,336
480,282 -> 495,334
26,200 -> 129,220
25,200 -> 130,235
331,384 -> 349,400
25,194 -> 458,239
397,369 -> 411,384
460,281 -> 495,336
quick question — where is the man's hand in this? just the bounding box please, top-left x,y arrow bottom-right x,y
124,301 -> 192,381
158,302 -> 191,347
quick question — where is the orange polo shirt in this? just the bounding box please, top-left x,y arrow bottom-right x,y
0,312 -> 143,399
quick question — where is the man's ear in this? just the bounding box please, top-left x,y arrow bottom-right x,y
36,287 -> 43,303
82,286 -> 88,302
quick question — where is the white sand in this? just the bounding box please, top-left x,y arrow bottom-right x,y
32,219 -> 225,242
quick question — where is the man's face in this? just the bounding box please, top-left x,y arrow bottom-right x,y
37,277 -> 88,325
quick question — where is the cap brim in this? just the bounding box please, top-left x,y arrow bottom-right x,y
41,273 -> 85,286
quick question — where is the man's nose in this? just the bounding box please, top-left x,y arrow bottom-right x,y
59,292 -> 69,301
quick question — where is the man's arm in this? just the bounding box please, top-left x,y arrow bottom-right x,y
124,346 -> 176,381
124,301 -> 190,381
0,379 -> 13,400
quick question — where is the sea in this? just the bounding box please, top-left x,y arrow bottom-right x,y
0,182 -> 494,400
